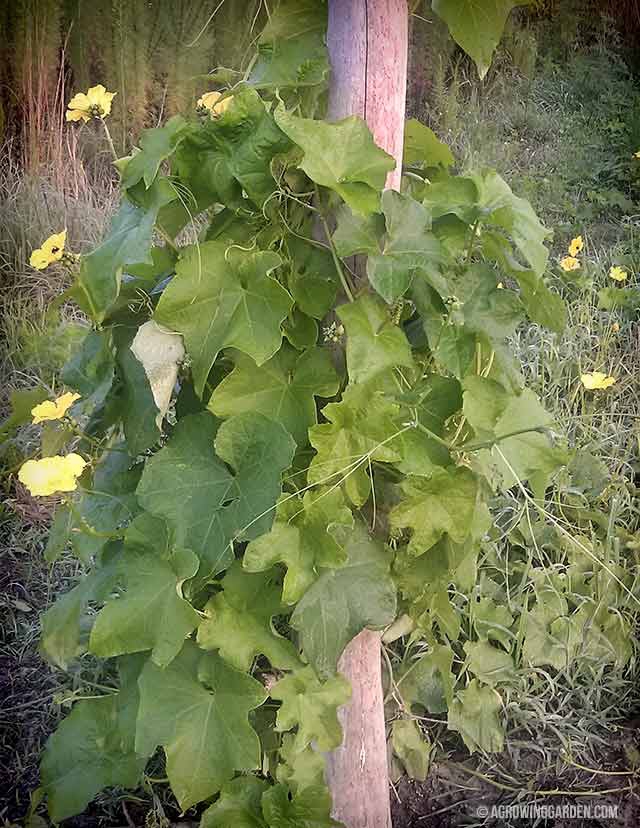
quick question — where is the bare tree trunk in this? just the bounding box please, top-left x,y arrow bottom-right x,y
324,2 -> 408,826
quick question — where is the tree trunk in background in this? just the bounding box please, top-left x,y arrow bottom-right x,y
324,2 -> 408,826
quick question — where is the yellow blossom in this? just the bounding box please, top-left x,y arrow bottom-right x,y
497,282 -> 504,289
560,256 -> 580,272
609,266 -> 628,282
31,391 -> 81,424
29,230 -> 67,270
197,91 -> 233,116
18,454 -> 87,496
612,322 -> 620,332
634,151 -> 640,159
66,85 -> 116,122
580,371 -> 616,391
568,235 -> 583,256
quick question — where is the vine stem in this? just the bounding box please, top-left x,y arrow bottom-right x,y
461,425 -> 549,452
314,185 -> 355,302
465,217 -> 481,264
156,224 -> 180,255
100,118 -> 118,162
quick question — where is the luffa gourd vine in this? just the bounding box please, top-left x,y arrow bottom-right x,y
20,1 -> 569,823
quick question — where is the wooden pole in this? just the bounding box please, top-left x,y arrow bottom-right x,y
324,2 -> 408,826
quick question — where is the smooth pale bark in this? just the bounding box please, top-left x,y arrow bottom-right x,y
325,2 -> 408,826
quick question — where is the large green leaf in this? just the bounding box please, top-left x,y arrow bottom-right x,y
447,679 -> 504,753
403,119 -> 454,168
334,194 -> 444,303
474,170 -> 549,277
337,295 -> 413,384
66,447 -> 142,563
261,784 -> 342,828
270,665 -> 351,751
155,242 -> 292,396
137,412 -> 295,584
61,329 -> 115,407
201,777 -> 269,828
457,264 -> 524,343
390,466 -> 480,556
40,546 -> 121,669
287,236 -> 337,319
482,231 -> 565,333
244,488 -> 353,604
41,663 -> 144,822
464,640 -> 515,686
290,523 -> 397,678
209,345 -> 339,447
136,641 -> 267,809
392,719 -> 431,781
89,513 -> 200,667
463,381 -> 567,497
249,0 -> 329,89
396,645 -> 454,714
197,561 -> 300,671
71,178 -> 175,323
121,115 -> 188,190
275,106 -> 395,215
174,85 -> 291,209
308,380 -> 403,506
276,734 -> 326,793
114,326 -> 161,455
369,190 -> 444,302
432,0 -> 527,79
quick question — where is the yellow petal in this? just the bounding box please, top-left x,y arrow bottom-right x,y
197,91 -> 232,115
41,230 -> 67,261
65,453 -> 88,476
30,248 -> 51,270
197,91 -> 222,110
66,108 -> 90,122
18,454 -> 87,497
213,94 -> 233,115
568,235 -> 583,257
581,372 -> 616,390
560,256 -> 580,272
86,84 -> 107,106
31,391 -> 80,424
67,92 -> 90,111
609,266 -> 627,282
87,85 -> 116,116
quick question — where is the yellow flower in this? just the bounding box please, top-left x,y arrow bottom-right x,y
560,256 -> 580,272
31,391 -> 81,424
66,85 -> 116,122
634,151 -> 640,159
568,235 -> 584,257
496,282 -> 504,289
609,266 -> 628,282
580,371 -> 616,390
612,322 -> 620,332
197,91 -> 233,116
29,230 -> 67,270
18,454 -> 87,496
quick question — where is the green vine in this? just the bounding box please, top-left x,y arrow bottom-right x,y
10,1 -> 598,824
